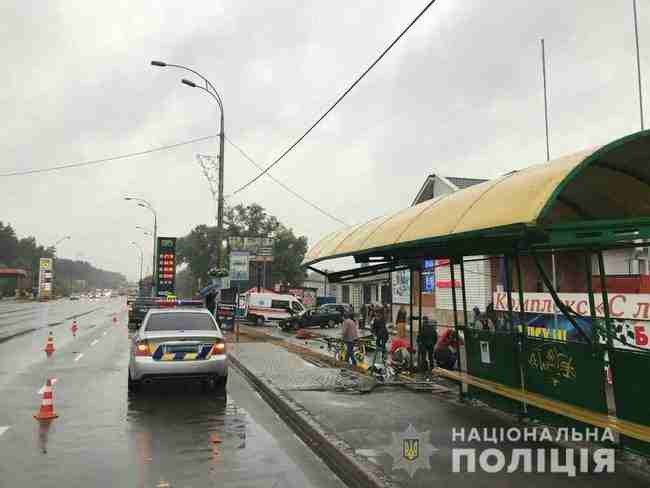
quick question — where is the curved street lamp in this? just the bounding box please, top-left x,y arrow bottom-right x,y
125,197 -> 158,296
130,241 -> 144,287
151,60 -> 226,270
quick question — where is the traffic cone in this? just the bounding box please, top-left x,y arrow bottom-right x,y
70,320 -> 78,337
34,378 -> 58,421
44,332 -> 55,356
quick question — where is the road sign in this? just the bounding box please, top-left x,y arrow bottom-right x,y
229,251 -> 250,281
156,237 -> 177,297
38,258 -> 53,300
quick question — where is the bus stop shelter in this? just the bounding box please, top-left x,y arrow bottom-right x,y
303,130 -> 650,456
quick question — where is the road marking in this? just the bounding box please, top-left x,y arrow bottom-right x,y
90,339 -> 99,346
103,330 -> 108,336
74,353 -> 84,362
0,426 -> 9,437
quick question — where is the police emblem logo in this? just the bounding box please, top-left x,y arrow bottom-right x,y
385,424 -> 438,478
403,438 -> 419,461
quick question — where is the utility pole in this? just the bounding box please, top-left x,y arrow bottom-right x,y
634,0 -> 645,130
541,38 -> 558,329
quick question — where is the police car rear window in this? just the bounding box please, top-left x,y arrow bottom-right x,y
146,313 -> 217,331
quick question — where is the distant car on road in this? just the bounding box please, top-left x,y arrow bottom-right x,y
69,295 -> 80,301
128,308 -> 227,393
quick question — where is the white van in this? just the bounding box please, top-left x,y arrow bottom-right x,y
245,292 -> 305,326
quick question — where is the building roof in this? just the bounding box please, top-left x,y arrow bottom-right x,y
411,174 -> 487,206
303,130 -> 650,267
446,176 -> 488,189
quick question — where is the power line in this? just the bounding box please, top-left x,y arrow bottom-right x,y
225,136 -> 347,225
0,135 -> 218,177
231,0 -> 438,196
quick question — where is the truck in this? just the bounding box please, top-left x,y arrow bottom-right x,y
244,291 -> 306,326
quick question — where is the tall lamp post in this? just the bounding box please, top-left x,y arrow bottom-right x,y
151,60 -> 225,270
130,241 -> 144,290
125,197 -> 158,296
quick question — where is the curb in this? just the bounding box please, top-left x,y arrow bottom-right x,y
228,351 -> 392,488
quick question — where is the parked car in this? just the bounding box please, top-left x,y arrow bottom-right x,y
128,308 -> 227,393
320,303 -> 355,318
279,304 -> 344,331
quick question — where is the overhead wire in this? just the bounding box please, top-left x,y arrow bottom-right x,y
225,135 -> 347,226
0,135 -> 218,177
230,0 -> 439,196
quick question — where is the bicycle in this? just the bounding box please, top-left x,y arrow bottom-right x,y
323,337 -> 367,365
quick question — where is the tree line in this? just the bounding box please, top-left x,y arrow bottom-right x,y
0,221 -> 127,295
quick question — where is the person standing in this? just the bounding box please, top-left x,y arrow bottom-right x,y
417,317 -> 438,371
372,309 -> 389,362
396,305 -> 407,338
341,312 -> 360,366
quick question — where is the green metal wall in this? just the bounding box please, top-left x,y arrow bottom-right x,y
611,349 -> 650,456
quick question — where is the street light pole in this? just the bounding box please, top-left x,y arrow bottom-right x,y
131,242 -> 144,287
151,60 -> 225,270
125,197 -> 158,296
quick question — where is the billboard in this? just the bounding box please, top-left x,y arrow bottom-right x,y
493,291 -> 650,348
391,269 -> 411,304
229,251 -> 250,281
156,237 -> 177,297
38,258 -> 53,300
227,236 -> 274,253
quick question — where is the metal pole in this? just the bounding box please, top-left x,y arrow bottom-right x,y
450,259 -> 463,398
541,39 -> 559,328
597,250 -> 617,402
504,255 -> 515,330
152,211 -> 157,297
459,258 -> 469,328
514,252 -> 528,414
409,268 -> 414,366
217,110 -> 225,268
634,0 -> 645,130
541,38 -> 551,161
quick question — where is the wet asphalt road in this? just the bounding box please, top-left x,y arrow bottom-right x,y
0,298 -> 346,488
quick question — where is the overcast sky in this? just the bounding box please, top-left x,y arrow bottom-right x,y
1,0 -> 649,281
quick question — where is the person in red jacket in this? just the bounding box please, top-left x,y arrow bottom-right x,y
434,327 -> 464,370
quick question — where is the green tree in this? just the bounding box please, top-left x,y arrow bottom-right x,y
225,203 -> 281,237
272,228 -> 308,286
176,225 -> 220,287
179,203 -> 308,289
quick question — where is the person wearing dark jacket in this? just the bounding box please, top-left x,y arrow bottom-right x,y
372,309 -> 389,359
417,317 -> 437,371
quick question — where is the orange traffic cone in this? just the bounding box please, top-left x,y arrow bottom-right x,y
44,332 -> 55,356
70,320 -> 78,337
34,378 -> 58,421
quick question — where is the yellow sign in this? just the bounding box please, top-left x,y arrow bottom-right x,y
39,258 -> 52,270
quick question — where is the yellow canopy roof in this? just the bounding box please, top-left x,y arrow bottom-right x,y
304,130 -> 650,266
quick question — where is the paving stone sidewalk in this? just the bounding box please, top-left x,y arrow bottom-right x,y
229,339 -> 647,488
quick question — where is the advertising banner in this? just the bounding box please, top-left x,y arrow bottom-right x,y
229,251 -> 250,281
493,291 -> 650,349
38,258 -> 53,300
156,237 -> 177,297
391,269 -> 411,304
